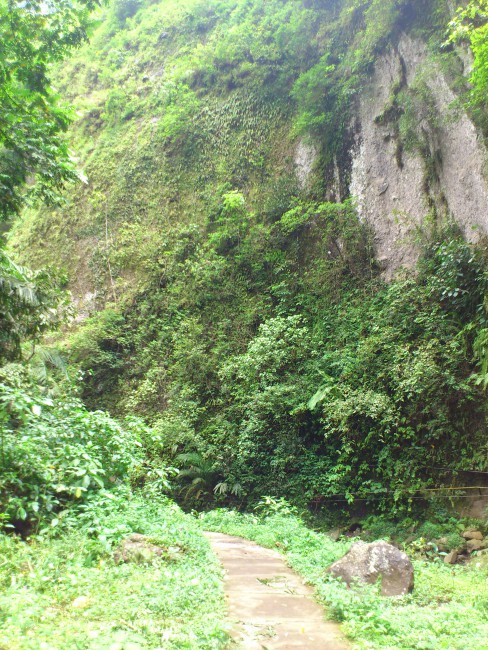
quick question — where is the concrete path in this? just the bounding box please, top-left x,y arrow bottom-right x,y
205,532 -> 349,650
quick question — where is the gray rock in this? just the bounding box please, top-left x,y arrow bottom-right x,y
327,528 -> 342,542
328,540 -> 414,597
349,33 -> 488,280
466,538 -> 484,553
444,550 -> 458,565
462,530 -> 483,541
435,537 -> 449,552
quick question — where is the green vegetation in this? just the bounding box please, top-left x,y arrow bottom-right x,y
201,506 -> 488,650
0,250 -> 69,362
0,0 -> 102,401
10,0 -> 455,276
65,208 -> 488,512
0,0 -> 101,220
0,495 -> 228,649
2,1 -> 488,647
449,0 -> 488,133
8,0 -> 485,514
0,364 -> 142,531
0,362 -> 228,647
0,334 -> 228,647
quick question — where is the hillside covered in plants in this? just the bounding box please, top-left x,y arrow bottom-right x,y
1,0 -> 488,648
11,0 -> 488,511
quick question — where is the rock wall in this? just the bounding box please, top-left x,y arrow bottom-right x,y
349,34 -> 488,277
295,139 -> 318,190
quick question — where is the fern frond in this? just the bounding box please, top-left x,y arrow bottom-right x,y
28,346 -> 68,384
0,251 -> 39,306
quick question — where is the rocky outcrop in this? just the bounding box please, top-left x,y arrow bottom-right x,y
444,550 -> 458,565
328,540 -> 414,596
439,529 -> 487,564
349,34 -> 488,278
462,529 -> 483,541
295,139 -> 318,189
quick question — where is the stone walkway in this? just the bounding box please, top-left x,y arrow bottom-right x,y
204,532 -> 349,649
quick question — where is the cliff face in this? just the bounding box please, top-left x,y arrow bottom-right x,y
349,34 -> 488,276
10,0 -> 487,298
295,32 -> 488,277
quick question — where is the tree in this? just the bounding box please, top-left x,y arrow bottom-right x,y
0,249 -> 68,362
0,0 -> 101,220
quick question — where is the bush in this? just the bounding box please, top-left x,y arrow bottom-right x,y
0,373 -> 144,533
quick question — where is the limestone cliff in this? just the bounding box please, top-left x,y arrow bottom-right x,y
349,34 -> 488,276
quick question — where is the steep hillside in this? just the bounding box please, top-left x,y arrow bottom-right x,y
10,0 -> 488,511
12,1 -> 487,287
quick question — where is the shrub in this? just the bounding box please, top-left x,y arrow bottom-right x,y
0,373 -> 143,533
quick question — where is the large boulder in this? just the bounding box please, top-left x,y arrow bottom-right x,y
466,538 -> 485,553
328,540 -> 414,596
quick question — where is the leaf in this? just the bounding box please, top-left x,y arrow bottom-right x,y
308,380 -> 341,410
31,404 -> 42,416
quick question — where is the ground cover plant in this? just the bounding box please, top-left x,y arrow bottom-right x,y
0,366 -> 229,649
201,506 -> 488,650
0,493 -> 229,650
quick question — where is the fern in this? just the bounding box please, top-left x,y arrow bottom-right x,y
0,251 -> 39,307
29,346 -> 68,385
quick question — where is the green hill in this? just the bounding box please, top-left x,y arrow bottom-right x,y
9,0 -> 488,511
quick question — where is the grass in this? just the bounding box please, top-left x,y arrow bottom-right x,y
2,494 -> 487,649
0,493 -> 229,650
200,508 -> 488,650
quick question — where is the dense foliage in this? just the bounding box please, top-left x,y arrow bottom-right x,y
0,363 -> 143,532
5,0 -> 487,518
449,0 -> 488,133
69,194 -> 488,512
0,250 -> 69,362
0,0 -> 103,220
